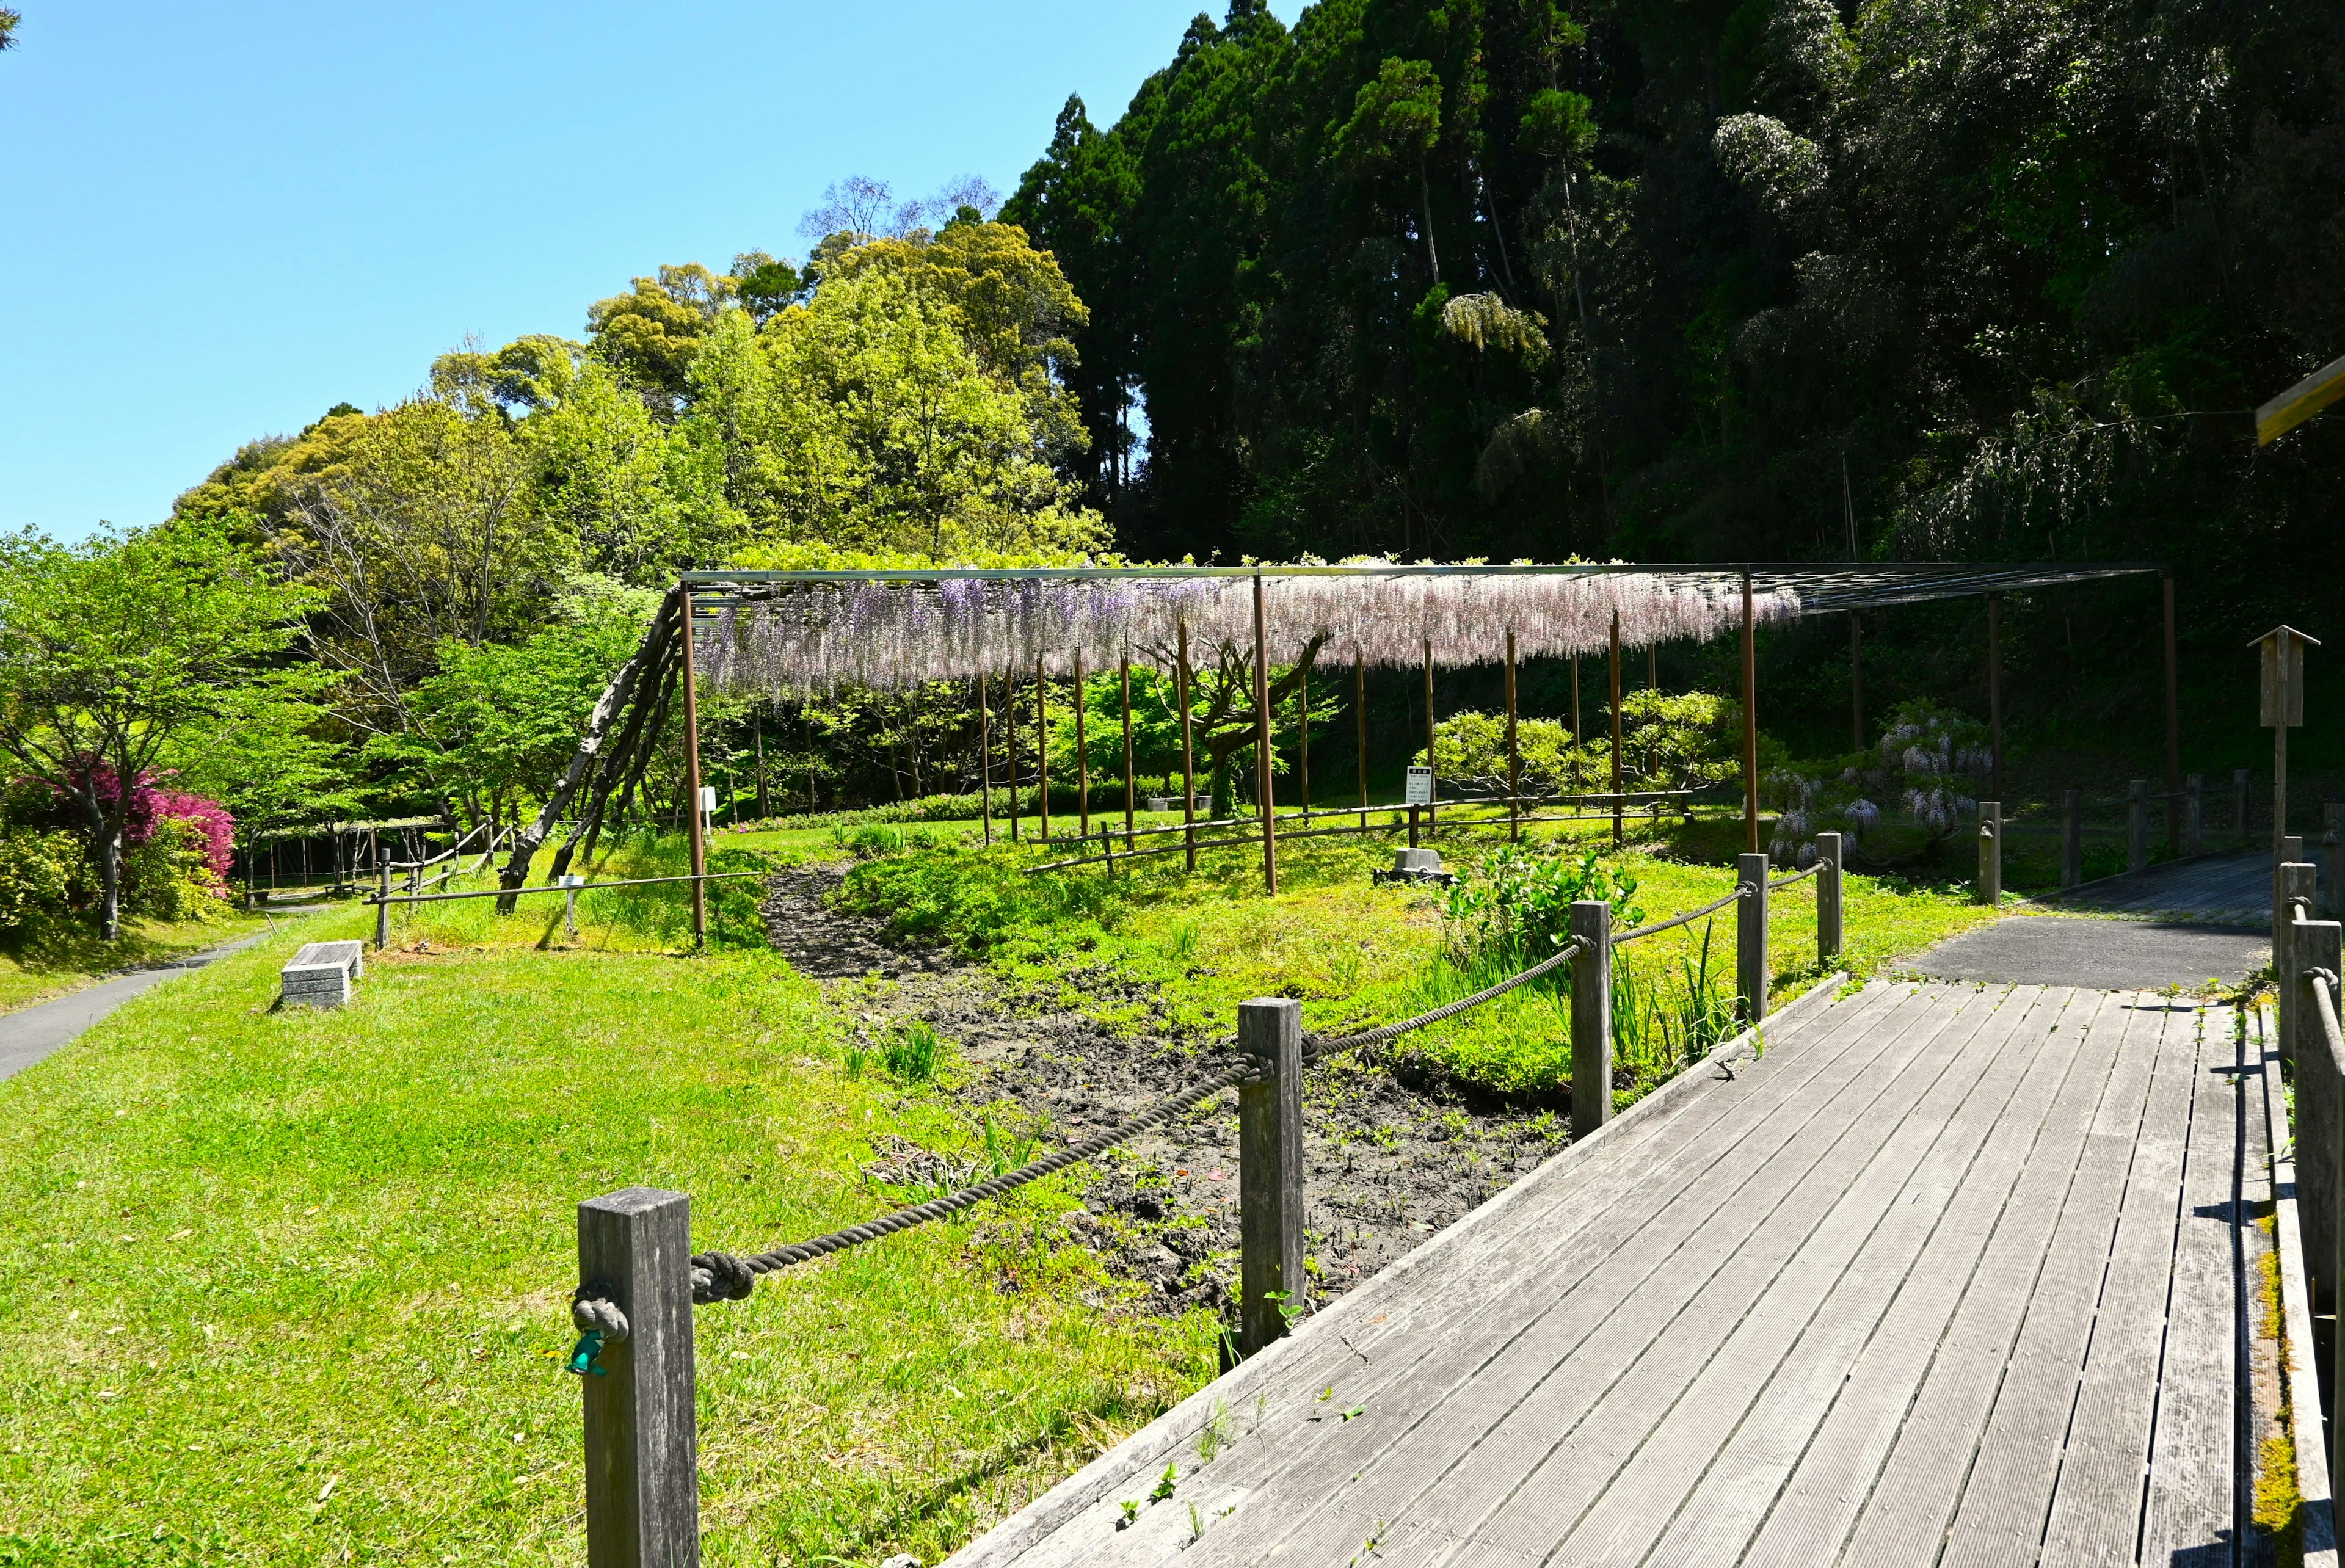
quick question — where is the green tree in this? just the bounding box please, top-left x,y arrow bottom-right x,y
1340,59 -> 1447,284
0,522 -> 327,938
587,263 -> 740,415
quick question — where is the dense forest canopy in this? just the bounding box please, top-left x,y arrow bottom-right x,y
1001,0 -> 2345,625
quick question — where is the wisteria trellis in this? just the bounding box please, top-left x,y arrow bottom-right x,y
696,568 -> 1803,694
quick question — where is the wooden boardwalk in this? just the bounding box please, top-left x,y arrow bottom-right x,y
951,979 -> 2269,1567
2044,847 -> 2274,925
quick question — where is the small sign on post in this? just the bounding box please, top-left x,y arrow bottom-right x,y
2252,625 -> 2319,859
1405,765 -> 1434,849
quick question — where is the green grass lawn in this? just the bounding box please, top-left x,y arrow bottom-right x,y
0,811 -> 2004,1565
0,906 -> 1214,1566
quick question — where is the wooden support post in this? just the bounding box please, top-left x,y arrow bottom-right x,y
2162,571 -> 2180,854
1740,573 -> 1759,853
1737,852 -> 1769,1025
1609,612 -> 1624,846
1506,631 -> 1521,843
2327,802 -> 2345,917
754,713 -> 769,822
2236,768 -> 2252,848
1035,656 -> 1050,843
1986,592 -> 2004,805
1355,657 -> 1369,830
2296,915 -> 2345,1326
375,855 -> 390,950
678,589 -> 708,948
1177,622 -> 1197,872
1816,832 -> 1844,962
1297,664 -> 1311,816
1978,800 -> 2002,905
2186,774 -> 2205,858
2060,789 -> 2083,889
2128,780 -> 2150,874
1074,650 -> 1090,841
1237,998 -> 1303,1356
576,1186 -> 700,1567
2283,868 -> 2330,1312
2277,844 -> 2308,1064
1569,899 -> 1613,1140
1005,671 -> 1020,843
1120,656 -> 1136,849
1850,612 -> 1863,751
1254,575 -> 1278,894
978,673 -> 993,846
1570,652 -> 1583,793
1422,637 -> 1436,833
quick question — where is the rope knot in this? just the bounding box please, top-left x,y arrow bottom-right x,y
691,1250 -> 757,1304
570,1292 -> 630,1343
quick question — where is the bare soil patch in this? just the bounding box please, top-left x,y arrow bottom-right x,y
761,865 -> 1571,1322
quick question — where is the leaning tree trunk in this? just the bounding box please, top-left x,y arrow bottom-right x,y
549,626 -> 682,882
495,591 -> 680,913
96,832 -> 123,941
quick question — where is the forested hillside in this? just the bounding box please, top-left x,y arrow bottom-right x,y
1003,0 -> 2345,681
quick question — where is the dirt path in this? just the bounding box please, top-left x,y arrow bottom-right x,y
762,866 -> 1569,1322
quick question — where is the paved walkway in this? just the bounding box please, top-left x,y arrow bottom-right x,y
0,924 -> 295,1081
951,980 -> 2264,1567
2041,846 -> 2275,924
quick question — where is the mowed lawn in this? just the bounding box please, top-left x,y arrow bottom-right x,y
0,909 -> 1213,1566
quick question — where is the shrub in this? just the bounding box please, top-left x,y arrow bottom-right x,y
0,828 -> 82,931
123,818 -> 227,922
1441,844 -> 1646,970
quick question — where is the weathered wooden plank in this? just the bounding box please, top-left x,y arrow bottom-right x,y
1158,983 -> 1968,1568
2034,1000 -> 2204,1566
1563,983 -> 2058,1568
1832,990 -> 2158,1567
1734,988 -> 2123,1568
2139,1005 -> 2243,1566
2260,1003 -> 2341,1567
980,980 -> 1920,1568
1257,984 -> 1999,1567
1641,986 -> 2090,1567
1932,995 -> 2174,1568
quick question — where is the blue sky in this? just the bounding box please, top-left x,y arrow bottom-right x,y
1,1 -> 1298,539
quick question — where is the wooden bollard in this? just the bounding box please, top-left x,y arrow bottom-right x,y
1736,853 -> 1769,1026
2327,803 -> 2345,918
1569,900 -> 1613,1140
2277,855 -> 2311,1069
374,855 -> 390,951
1237,998 -> 1304,1357
2186,774 -> 2205,857
1977,801 -> 2001,906
2126,780 -> 2150,873
1816,832 -> 1844,963
2060,789 -> 2082,889
577,1187 -> 700,1566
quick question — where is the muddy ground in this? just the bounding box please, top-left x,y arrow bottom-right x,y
760,865 -> 1572,1323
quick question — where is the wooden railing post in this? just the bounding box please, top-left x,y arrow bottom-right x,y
2186,774 -> 2205,857
2236,768 -> 2253,847
2278,856 -> 2312,1067
1237,998 -> 1304,1357
2127,780 -> 2149,874
1816,832 -> 1844,964
576,1187 -> 700,1567
1977,801 -> 2002,906
1569,900 -> 1613,1140
2292,906 -> 2342,1318
2326,803 -> 2345,918
2060,789 -> 2083,889
1737,853 -> 1770,1026
374,855 -> 390,951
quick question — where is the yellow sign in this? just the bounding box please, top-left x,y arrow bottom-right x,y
2257,353 -> 2345,445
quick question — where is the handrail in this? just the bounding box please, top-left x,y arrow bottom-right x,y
368,869 -> 769,907
1769,862 -> 1823,888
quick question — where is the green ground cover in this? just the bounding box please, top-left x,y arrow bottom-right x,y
0,901 -> 1215,1566
0,808 -> 2001,1565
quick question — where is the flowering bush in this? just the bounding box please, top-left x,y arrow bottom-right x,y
1765,699 -> 1988,865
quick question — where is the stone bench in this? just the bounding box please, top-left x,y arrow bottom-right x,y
280,940 -> 365,1009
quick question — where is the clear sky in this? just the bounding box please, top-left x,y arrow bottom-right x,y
0,1 -> 1299,540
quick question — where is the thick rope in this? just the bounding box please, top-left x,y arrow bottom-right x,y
687,1060 -> 1259,1303
1769,862 -> 1823,889
1613,884 -> 1750,946
1304,935 -> 1587,1060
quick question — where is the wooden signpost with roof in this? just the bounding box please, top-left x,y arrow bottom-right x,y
2253,624 -> 2318,858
